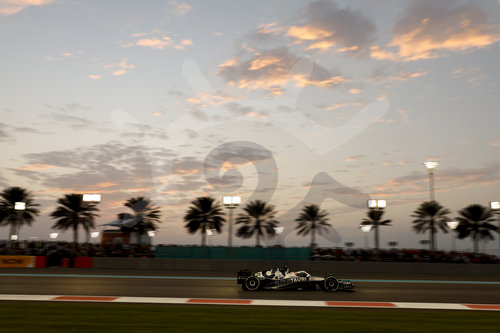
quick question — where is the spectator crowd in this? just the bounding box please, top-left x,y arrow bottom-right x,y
1,240 -> 498,264
312,247 -> 500,264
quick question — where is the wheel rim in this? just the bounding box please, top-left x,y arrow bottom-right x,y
246,277 -> 259,290
325,277 -> 338,290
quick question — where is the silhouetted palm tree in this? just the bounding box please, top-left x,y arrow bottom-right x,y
121,196 -> 162,245
411,201 -> 450,251
0,186 -> 40,239
456,204 -> 497,253
51,194 -> 99,244
295,204 -> 331,249
236,200 -> 279,247
184,197 -> 225,246
361,209 -> 392,250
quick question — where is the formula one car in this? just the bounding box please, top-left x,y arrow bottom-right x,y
237,267 -> 354,291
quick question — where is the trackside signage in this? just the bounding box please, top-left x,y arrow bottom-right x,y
0,256 -> 36,268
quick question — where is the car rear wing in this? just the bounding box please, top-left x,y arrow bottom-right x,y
237,269 -> 252,284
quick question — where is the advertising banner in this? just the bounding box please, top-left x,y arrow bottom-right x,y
0,256 -> 36,268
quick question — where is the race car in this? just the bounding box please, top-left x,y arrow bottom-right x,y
237,267 -> 354,291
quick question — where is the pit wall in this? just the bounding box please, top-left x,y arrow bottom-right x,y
92,257 -> 500,277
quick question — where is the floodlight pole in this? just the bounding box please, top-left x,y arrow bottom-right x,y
12,202 -> 26,241
367,199 -> 386,250
423,162 -> 439,201
228,208 -> 234,248
490,202 -> 500,256
224,196 -> 241,258
446,221 -> 459,251
82,194 -> 101,244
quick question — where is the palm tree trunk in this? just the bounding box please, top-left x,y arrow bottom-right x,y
430,219 -> 435,251
473,236 -> 479,253
256,232 -> 260,247
9,222 -> 16,239
375,225 -> 379,250
74,224 -> 78,244
201,229 -> 206,247
311,227 -> 316,249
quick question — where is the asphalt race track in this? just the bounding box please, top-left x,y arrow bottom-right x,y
1,268 -> 499,305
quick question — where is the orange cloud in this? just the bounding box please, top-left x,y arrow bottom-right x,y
490,139 -> 500,146
257,22 -> 284,35
133,33 -> 192,50
186,91 -> 240,107
88,74 -> 102,80
249,55 -> 283,70
306,40 -> 335,51
174,168 -> 200,175
136,37 -> 173,49
366,69 -> 428,82
106,58 -> 134,76
19,163 -> 54,171
287,25 -> 333,41
112,69 -> 127,76
326,102 -> 348,110
0,0 -> 53,16
173,2 -> 192,16
95,182 -> 118,188
372,3 -> 499,61
292,74 -> 344,88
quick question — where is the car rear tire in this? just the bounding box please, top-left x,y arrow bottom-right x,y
244,276 -> 261,291
323,276 -> 339,291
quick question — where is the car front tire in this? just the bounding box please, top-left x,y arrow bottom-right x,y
322,276 -> 339,291
244,276 -> 261,291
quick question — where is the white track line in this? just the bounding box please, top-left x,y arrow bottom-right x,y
0,294 -> 499,311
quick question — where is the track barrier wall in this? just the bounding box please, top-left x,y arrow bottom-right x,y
0,255 -> 46,268
91,257 -> 500,277
2,254 -> 499,277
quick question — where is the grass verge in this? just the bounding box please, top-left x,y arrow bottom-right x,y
1,302 -> 499,333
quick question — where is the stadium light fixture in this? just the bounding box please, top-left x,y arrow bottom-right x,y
368,199 -> 386,209
14,202 -> 26,210
82,194 -> 101,202
223,196 -> 241,252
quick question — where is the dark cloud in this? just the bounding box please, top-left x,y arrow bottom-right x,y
172,157 -> 203,175
376,163 -> 500,197
293,0 -> 377,52
0,122 -> 43,142
219,47 -> 344,93
204,141 -> 278,201
0,123 -> 10,141
47,112 -> 94,129
118,123 -> 168,140
0,172 -> 8,188
18,141 -> 173,191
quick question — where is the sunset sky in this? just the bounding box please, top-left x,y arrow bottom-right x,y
1,0 -> 500,253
